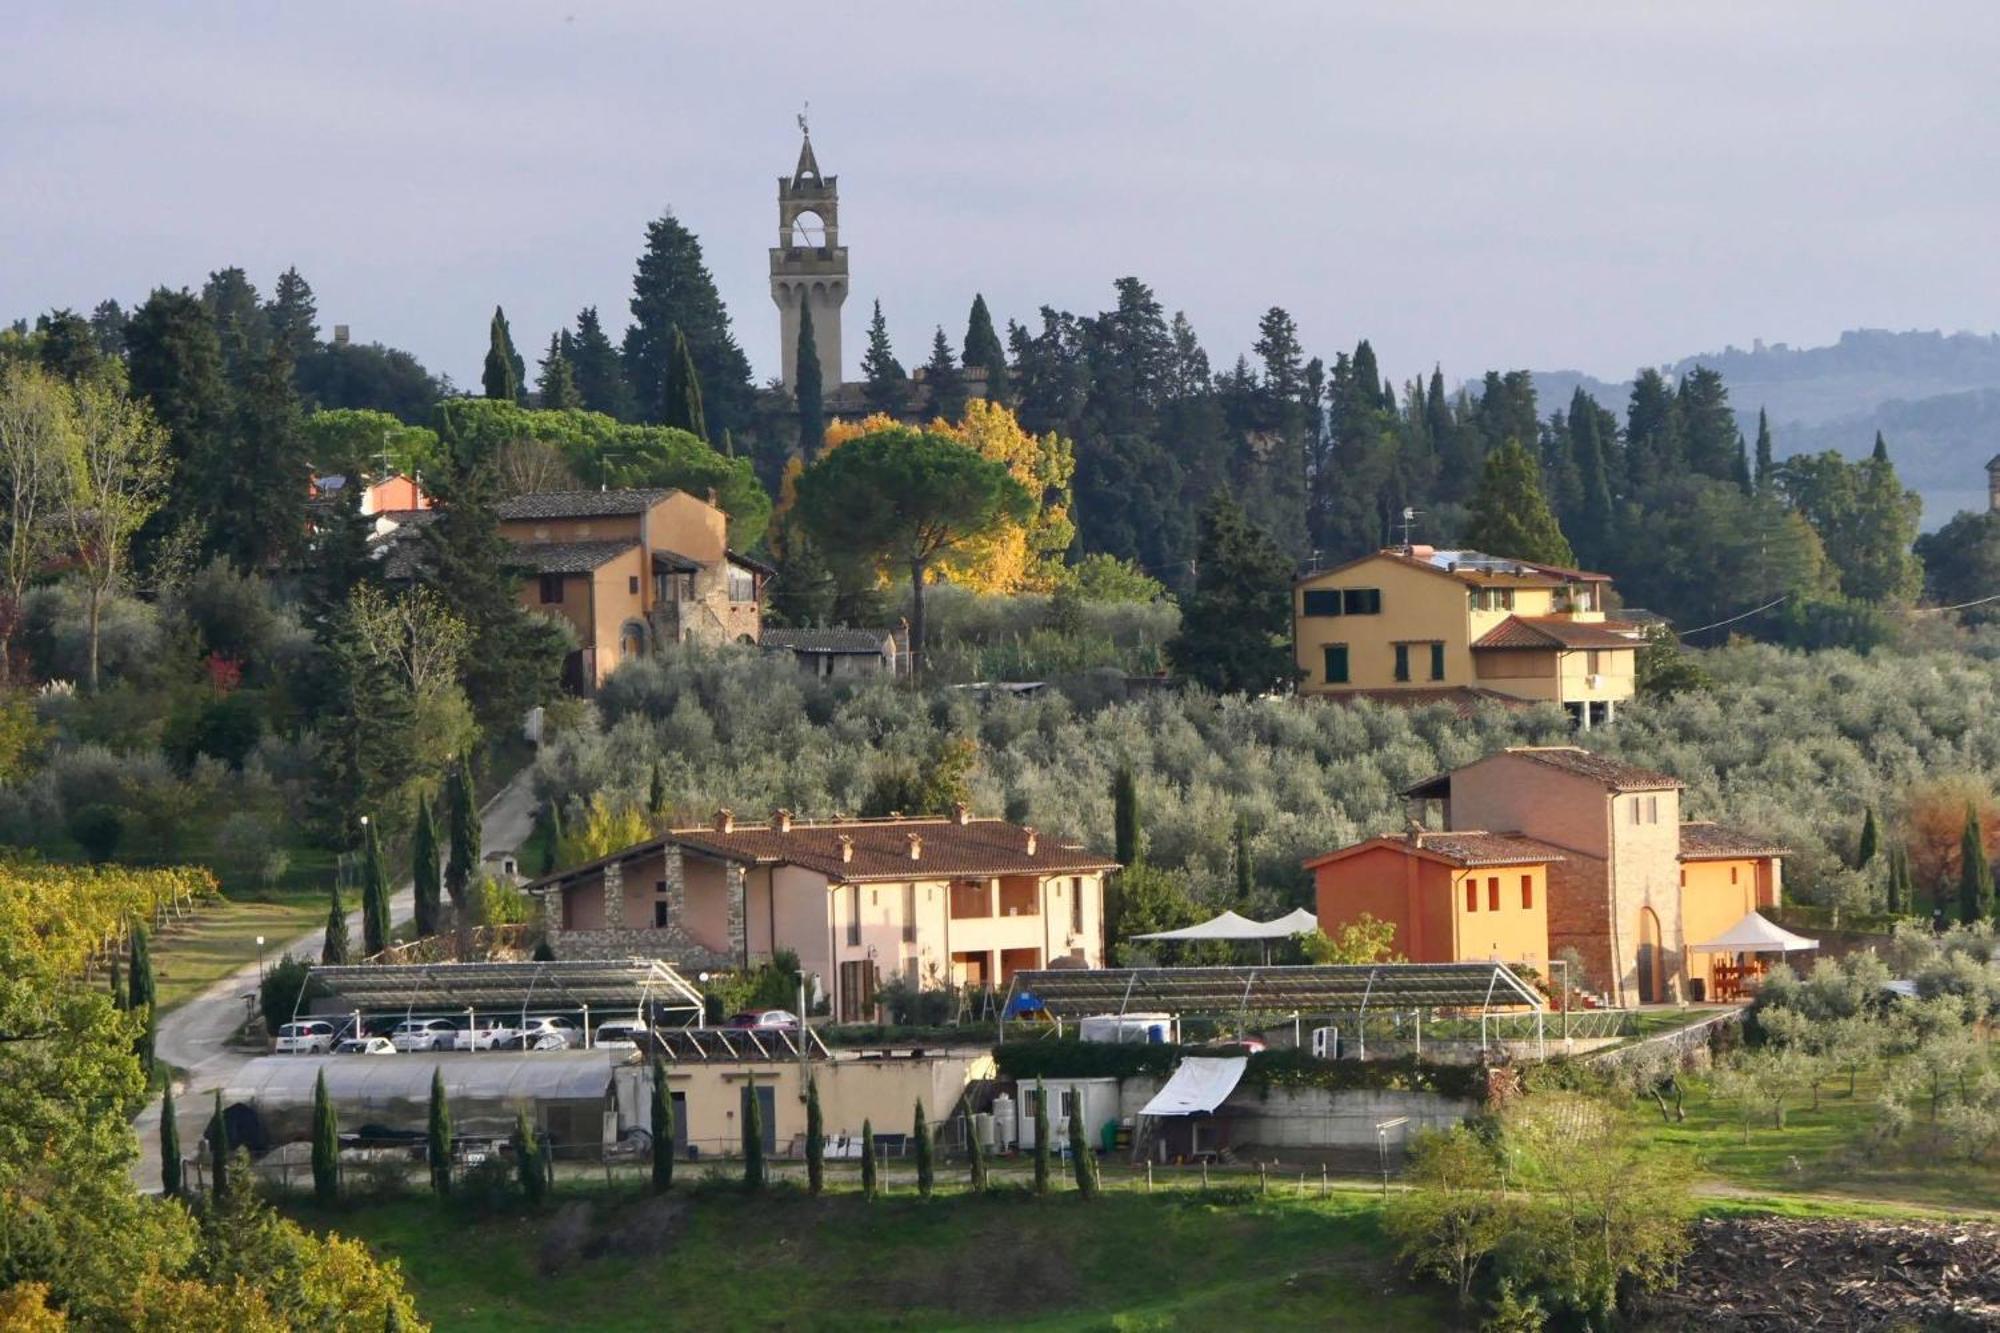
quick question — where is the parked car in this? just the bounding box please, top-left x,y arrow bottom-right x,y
451,1021 -> 510,1052
334,1037 -> 396,1055
491,1030 -> 569,1052
273,1020 -> 338,1054
594,1019 -> 652,1049
724,1009 -> 799,1033
389,1018 -> 461,1052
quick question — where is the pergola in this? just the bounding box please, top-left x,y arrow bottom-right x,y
305,959 -> 706,1033
1000,961 -> 1546,1055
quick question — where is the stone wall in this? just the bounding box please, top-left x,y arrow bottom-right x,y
1116,1077 -> 1476,1151
538,843 -> 746,971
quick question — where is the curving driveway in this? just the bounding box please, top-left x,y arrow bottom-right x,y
131,768 -> 541,1191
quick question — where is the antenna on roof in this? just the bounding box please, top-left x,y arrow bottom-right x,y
1397,507 -> 1423,553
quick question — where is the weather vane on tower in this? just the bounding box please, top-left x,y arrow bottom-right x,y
797,102 -> 810,138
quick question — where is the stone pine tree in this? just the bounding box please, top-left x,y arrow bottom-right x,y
1067,1086 -> 1099,1199
1464,440 -> 1576,567
804,1076 -> 824,1195
860,300 -> 906,416
360,818 -> 389,958
1166,494 -> 1295,695
741,1080 -> 766,1189
913,1100 -> 933,1199
1857,809 -> 1879,870
1031,1080 -> 1051,1196
129,922 -> 156,1077
860,1119 -> 878,1199
651,1059 -> 675,1193
662,327 -> 708,442
536,333 -> 581,411
322,881 -> 351,965
795,302 -> 825,462
924,327 -> 967,422
1961,804 -> 1992,925
412,795 -> 442,939
428,1066 -> 452,1198
482,306 -> 522,402
963,293 -> 1008,403
312,1069 -> 339,1206
159,1080 -> 182,1199
207,1088 -> 231,1201
965,1109 -> 988,1192
444,756 -> 479,915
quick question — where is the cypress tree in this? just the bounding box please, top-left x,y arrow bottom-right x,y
1962,804 -> 1992,925
1032,1080 -> 1051,1196
428,1066 -> 452,1197
536,333 -> 581,411
571,306 -> 633,420
109,956 -> 123,1008
924,327 -> 967,422
623,211 -> 753,432
1067,1086 -> 1099,1199
1233,812 -> 1253,904
312,1069 -> 339,1206
1112,766 -> 1139,867
663,327 -> 708,442
360,818 -> 389,958
322,881 -> 351,965
860,1119 -> 878,1199
648,762 -> 667,819
1857,809 -> 1879,869
963,293 -> 1009,402
860,300 -> 906,416
742,1080 -> 766,1189
445,756 -> 479,914
482,306 -> 522,402
130,922 -> 155,1076
804,1076 -> 824,1196
412,795 -> 441,938
207,1088 -> 231,1201
1732,432 -> 1753,493
913,1100 -> 933,1199
966,1110 -> 988,1192
160,1080 -> 182,1199
651,1059 -> 675,1193
513,1108 -> 545,1205
1872,429 -> 1890,463
1754,409 -> 1775,493
795,302 -> 825,462
1463,440 -> 1575,567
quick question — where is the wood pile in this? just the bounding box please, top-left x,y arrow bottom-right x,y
1641,1216 -> 2000,1330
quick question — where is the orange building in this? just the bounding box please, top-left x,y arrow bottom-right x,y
1305,830 -> 1560,969
1678,822 -> 1787,999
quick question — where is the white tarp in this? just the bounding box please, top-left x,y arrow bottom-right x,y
1129,908 -> 1320,943
1691,910 -> 1819,954
1139,1056 -> 1249,1117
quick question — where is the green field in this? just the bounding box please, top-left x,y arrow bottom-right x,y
150,891 -> 328,1011
291,1183 -> 1448,1332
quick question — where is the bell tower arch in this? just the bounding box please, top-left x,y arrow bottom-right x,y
770,118 -> 847,391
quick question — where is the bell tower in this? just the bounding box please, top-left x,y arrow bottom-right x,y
770,116 -> 847,391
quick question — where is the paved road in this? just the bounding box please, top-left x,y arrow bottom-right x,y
132,767 -> 541,1190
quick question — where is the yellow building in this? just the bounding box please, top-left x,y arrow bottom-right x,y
1293,546 -> 1639,726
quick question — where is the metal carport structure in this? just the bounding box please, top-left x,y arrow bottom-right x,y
224,1050 -> 620,1142
303,959 -> 706,1035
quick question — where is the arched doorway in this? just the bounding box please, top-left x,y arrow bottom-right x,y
619,620 -> 647,663
1636,907 -> 1663,1004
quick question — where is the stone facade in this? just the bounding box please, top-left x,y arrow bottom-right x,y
536,844 -> 744,971
770,131 -> 846,391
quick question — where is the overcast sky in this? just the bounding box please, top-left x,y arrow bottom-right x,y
6,2 -> 1997,392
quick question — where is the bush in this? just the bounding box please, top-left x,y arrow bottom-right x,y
68,802 -> 124,861
259,954 -> 329,1035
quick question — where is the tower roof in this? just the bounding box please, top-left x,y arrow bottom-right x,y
793,132 -> 823,188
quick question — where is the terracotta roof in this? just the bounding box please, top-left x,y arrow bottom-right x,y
520,540 -> 639,574
494,488 -> 674,520
1318,686 -> 1538,717
1501,746 -> 1684,792
1472,616 -> 1642,650
762,627 -> 896,654
1304,830 -> 1568,871
527,815 -> 1119,890
1678,821 -> 1789,861
729,548 -> 778,579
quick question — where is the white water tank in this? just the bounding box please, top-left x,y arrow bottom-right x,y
990,1094 -> 1017,1151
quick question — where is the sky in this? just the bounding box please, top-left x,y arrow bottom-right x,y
5,2 -> 1998,392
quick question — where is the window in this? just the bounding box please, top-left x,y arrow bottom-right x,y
1520,875 -> 1533,909
1393,644 -> 1411,682
1322,644 -> 1349,684
728,565 -> 757,603
902,884 -> 917,943
1487,876 -> 1500,911
1465,881 -> 1478,912
1071,876 -> 1084,935
538,574 -> 564,604
1343,588 -> 1382,615
1429,642 -> 1446,681
846,886 -> 861,946
1586,650 -> 1603,676
1302,589 -> 1343,617
629,575 -> 640,595
1647,796 -> 1659,824
653,900 -> 669,928
1730,866 -> 1739,885
1630,799 -> 1641,826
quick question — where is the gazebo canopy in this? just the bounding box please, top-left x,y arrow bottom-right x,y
1692,911 -> 1818,954
1129,908 -> 1320,943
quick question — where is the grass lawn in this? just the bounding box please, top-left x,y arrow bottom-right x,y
288,1183 -> 1450,1332
150,890 -> 327,1012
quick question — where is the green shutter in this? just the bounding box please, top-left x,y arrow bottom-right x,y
1393,644 -> 1410,682
1430,642 -> 1446,681
1323,645 -> 1349,684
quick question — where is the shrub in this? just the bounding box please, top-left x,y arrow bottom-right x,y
259,954 -> 329,1035
68,802 -> 124,861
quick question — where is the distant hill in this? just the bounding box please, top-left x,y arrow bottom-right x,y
1525,330 -> 2000,527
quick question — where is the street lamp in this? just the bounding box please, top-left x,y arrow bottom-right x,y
256,935 -> 267,982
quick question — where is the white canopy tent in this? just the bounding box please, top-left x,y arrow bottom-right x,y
1128,909 -> 1319,943
1138,1056 -> 1248,1117
1692,911 -> 1819,954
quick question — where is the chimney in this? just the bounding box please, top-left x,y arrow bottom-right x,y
952,802 -> 971,826
907,833 -> 923,861
837,834 -> 854,863
772,808 -> 793,833
1023,826 -> 1038,856
707,487 -> 719,507
713,808 -> 734,833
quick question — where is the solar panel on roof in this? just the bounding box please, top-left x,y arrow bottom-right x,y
1003,962 -> 1542,1019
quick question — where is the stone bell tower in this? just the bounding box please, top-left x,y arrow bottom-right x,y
770,118 -> 847,391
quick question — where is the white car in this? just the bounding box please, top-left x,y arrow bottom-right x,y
273,1020 -> 338,1054
492,1016 -> 580,1051
389,1018 -> 461,1052
594,1019 -> 652,1050
335,1037 -> 396,1055
451,1022 -> 510,1052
